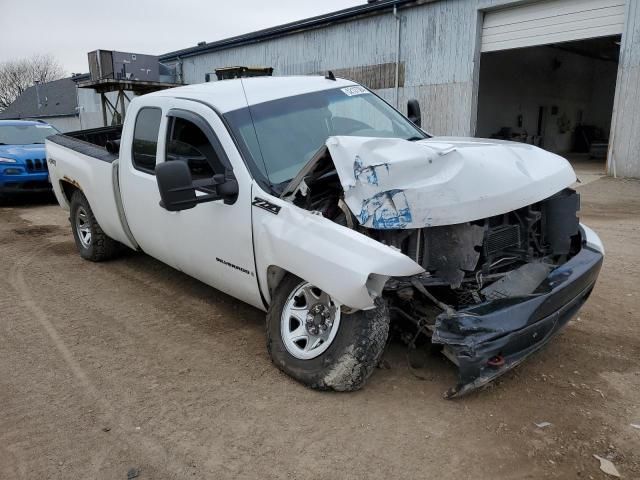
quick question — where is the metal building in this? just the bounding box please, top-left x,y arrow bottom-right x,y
0,76 -> 85,132
159,0 -> 640,178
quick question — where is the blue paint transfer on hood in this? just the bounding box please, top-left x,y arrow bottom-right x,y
353,155 -> 389,187
326,136 -> 577,230
358,189 -> 412,229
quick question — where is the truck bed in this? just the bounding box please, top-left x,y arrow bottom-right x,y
48,125 -> 122,163
45,125 -> 137,250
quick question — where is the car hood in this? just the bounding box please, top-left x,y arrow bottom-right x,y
285,136 -> 576,229
0,144 -> 46,162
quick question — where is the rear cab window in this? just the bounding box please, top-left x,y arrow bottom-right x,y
132,108 -> 162,174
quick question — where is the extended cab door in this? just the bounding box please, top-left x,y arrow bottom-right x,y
119,97 -> 264,310
118,101 -> 179,267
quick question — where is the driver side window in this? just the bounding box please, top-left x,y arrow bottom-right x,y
166,116 -> 224,181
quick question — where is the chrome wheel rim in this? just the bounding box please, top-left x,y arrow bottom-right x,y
281,282 -> 341,360
75,206 -> 92,249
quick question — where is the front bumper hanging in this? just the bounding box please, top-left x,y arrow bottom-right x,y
432,245 -> 603,398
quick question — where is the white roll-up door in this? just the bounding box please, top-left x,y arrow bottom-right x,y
482,0 -> 626,53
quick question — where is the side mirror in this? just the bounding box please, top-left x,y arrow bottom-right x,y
216,173 -> 239,205
407,99 -> 422,128
156,161 -> 197,211
156,161 -> 240,211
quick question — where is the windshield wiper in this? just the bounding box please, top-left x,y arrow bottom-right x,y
406,136 -> 425,142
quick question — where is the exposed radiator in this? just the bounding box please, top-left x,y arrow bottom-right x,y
484,224 -> 521,255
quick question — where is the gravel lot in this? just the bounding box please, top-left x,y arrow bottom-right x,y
1,176 -> 639,479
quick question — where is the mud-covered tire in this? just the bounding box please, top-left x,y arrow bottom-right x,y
266,274 -> 390,391
69,190 -> 119,262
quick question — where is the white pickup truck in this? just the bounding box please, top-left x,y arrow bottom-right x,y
46,76 -> 604,397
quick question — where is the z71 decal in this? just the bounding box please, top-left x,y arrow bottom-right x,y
252,197 -> 281,215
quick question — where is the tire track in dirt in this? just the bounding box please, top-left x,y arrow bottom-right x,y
6,240 -> 201,479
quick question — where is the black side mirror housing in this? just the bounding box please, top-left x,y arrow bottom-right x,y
407,99 -> 422,128
156,161 -> 240,211
156,161 -> 197,211
217,174 -> 239,205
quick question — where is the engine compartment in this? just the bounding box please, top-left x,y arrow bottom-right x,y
284,147 -> 582,314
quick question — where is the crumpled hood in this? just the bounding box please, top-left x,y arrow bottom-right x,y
0,144 -> 46,163
325,136 -> 576,229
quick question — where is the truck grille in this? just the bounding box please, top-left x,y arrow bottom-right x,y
25,158 -> 47,172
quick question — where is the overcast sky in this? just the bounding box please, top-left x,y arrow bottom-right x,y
0,0 -> 362,74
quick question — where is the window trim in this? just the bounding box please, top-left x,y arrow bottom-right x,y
174,96 -> 273,193
131,106 -> 163,175
165,108 -> 234,175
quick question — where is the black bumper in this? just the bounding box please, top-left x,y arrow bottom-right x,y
432,245 -> 603,398
0,180 -> 52,194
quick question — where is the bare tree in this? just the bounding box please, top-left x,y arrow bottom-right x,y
0,54 -> 66,111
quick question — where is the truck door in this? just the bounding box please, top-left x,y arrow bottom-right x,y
164,100 -> 263,309
120,98 -> 264,310
118,102 -> 182,269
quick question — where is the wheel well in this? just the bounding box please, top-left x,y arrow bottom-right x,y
60,179 -> 81,205
266,265 -> 290,299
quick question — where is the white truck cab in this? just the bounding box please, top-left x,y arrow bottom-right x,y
46,76 -> 604,397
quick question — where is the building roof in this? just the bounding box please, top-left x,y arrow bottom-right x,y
0,75 -> 87,120
159,0 -> 416,62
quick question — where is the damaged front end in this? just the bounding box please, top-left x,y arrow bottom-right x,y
382,192 -> 602,398
432,238 -> 602,397
281,136 -> 603,397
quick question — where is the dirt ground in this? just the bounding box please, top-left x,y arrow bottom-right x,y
0,177 -> 639,480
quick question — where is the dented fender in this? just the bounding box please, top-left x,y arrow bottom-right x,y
251,185 -> 424,310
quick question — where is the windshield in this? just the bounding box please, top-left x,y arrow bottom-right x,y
225,86 -> 427,185
0,124 -> 58,145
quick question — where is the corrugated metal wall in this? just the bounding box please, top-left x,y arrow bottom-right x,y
608,0 -> 640,177
176,0 -> 639,177
179,0 -> 482,137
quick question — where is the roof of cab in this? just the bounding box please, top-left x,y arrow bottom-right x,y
144,75 -> 358,113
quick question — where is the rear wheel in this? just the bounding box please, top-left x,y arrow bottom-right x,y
70,190 -> 119,262
266,274 -> 390,391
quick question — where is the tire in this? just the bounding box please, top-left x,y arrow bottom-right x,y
266,274 -> 390,392
69,190 -> 119,262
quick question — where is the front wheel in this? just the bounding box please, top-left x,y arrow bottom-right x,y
266,274 -> 390,391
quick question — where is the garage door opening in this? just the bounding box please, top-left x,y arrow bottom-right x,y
476,35 -> 621,175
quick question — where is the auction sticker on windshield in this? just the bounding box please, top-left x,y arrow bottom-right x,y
341,86 -> 368,96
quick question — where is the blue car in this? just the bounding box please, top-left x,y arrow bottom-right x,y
0,120 -> 59,196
